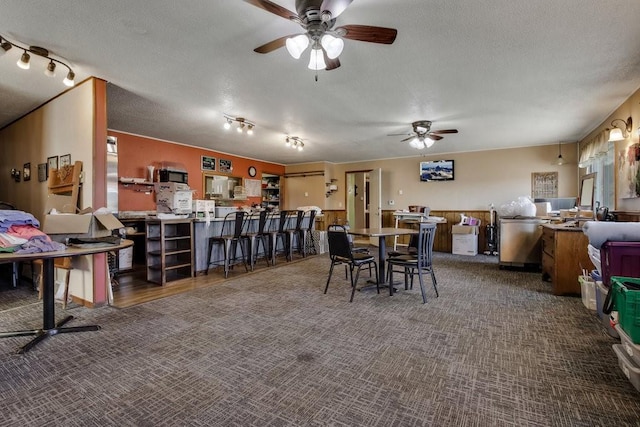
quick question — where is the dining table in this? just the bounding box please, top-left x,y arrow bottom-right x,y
346,227 -> 419,285
0,239 -> 133,354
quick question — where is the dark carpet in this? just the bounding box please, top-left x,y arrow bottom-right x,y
1,253 -> 639,426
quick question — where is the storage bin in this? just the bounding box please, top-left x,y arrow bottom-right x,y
615,325 -> 640,366
600,241 -> 640,287
579,275 -> 596,310
612,344 -> 640,393
610,276 -> 640,344
595,280 -> 619,338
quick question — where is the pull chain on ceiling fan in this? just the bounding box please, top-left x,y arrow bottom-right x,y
243,0 -> 398,72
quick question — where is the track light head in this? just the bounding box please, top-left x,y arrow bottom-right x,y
0,39 -> 11,55
44,60 -> 56,77
17,50 -> 30,69
62,70 -> 75,87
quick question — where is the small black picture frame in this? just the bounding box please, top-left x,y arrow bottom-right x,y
60,154 -> 71,167
219,158 -> 233,173
202,155 -> 216,171
38,163 -> 47,182
47,156 -> 58,177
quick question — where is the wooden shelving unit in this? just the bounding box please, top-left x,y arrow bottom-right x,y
145,219 -> 194,285
261,173 -> 281,209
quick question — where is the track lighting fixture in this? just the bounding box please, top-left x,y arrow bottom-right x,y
285,136 -> 304,151
608,116 -> 633,142
0,34 -> 76,86
222,115 -> 255,135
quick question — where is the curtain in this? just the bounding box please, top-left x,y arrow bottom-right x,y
579,130 -> 610,167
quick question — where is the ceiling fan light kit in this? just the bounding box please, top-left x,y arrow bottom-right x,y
0,34 -> 76,86
244,0 -> 397,73
392,120 -> 458,149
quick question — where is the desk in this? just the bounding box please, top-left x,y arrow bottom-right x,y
0,239 -> 133,353
347,228 -> 418,284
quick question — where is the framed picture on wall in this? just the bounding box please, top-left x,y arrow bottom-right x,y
38,163 -> 47,182
202,155 -> 216,171
60,154 -> 71,167
219,158 -> 233,173
23,163 -> 31,181
47,156 -> 58,177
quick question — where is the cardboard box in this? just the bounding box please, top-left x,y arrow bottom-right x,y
192,199 -> 215,213
155,183 -> 193,214
43,194 -> 124,242
452,234 -> 478,256
118,246 -> 133,270
452,225 -> 479,235
43,213 -> 124,241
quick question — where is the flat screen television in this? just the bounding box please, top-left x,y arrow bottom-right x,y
420,160 -> 454,182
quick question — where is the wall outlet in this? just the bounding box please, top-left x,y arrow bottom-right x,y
389,200 -> 395,205
398,190 -> 403,195
304,192 -> 308,197
338,202 -> 343,207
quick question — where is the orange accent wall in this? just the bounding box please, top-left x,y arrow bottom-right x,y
110,131 -> 285,211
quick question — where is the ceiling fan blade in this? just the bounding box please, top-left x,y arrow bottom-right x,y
320,0 -> 353,19
430,129 -> 458,134
427,134 -> 444,141
400,136 -> 415,142
243,0 -> 298,21
253,35 -> 291,53
388,132 -> 411,137
337,24 -> 398,44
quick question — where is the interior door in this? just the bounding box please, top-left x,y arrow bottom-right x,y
369,168 -> 382,246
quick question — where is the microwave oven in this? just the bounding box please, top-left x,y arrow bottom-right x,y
159,169 -> 188,184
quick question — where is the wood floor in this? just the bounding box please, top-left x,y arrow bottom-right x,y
112,253 -> 312,309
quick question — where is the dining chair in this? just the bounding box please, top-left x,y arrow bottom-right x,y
386,222 -> 438,303
241,210 -> 271,270
324,224 -> 379,302
206,211 -> 248,278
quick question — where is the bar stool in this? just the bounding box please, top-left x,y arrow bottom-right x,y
241,210 -> 271,270
266,210 -> 293,265
207,211 -> 248,278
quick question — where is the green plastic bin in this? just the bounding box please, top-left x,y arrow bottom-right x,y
611,276 -> 640,344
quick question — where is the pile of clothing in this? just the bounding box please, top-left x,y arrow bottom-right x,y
0,210 -> 65,254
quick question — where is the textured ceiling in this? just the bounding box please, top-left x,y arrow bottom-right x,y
1,0 -> 640,165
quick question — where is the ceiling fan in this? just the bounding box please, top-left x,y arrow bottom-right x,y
243,0 -> 398,71
390,121 -> 459,149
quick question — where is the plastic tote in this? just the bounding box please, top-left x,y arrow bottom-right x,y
603,276 -> 640,344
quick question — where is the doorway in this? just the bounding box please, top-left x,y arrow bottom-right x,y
346,168 -> 381,245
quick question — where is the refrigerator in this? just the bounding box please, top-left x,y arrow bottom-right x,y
498,217 -> 549,268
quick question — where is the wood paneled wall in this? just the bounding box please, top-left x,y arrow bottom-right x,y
317,209 -> 495,254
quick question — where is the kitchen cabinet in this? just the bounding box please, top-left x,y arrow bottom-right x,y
145,219 -> 194,285
262,173 -> 281,209
541,224 -> 594,295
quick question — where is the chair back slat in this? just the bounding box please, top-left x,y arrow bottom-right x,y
416,222 -> 436,267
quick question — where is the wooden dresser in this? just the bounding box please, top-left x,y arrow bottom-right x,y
541,224 -> 594,295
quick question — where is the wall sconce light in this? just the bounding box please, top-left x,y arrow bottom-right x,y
223,115 -> 255,135
10,168 -> 21,182
0,34 -> 76,87
608,116 -> 633,142
285,136 -> 305,151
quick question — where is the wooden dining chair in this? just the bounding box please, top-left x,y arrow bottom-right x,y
386,222 -> 438,303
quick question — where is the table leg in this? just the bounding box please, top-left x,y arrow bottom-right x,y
0,258 -> 101,354
378,236 -> 387,284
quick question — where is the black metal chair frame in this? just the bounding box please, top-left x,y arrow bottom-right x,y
267,210 -> 294,264
241,210 -> 271,270
207,211 -> 248,278
324,224 -> 379,302
386,222 -> 438,303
